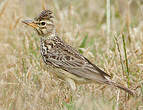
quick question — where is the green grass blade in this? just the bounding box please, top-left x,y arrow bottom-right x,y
122,34 -> 130,85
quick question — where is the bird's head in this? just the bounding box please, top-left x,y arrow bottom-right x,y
22,10 -> 55,37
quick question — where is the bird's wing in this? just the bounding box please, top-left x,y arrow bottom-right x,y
43,36 -> 111,82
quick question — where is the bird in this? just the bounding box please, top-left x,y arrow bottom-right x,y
22,9 -> 134,95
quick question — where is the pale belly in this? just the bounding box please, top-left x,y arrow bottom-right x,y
47,65 -> 92,84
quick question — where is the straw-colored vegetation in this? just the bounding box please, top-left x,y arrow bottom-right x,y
0,0 -> 143,110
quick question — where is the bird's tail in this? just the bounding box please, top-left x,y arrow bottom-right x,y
105,79 -> 134,95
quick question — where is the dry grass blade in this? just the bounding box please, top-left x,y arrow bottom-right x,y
114,35 -> 125,75
41,0 -> 46,10
0,0 -> 9,17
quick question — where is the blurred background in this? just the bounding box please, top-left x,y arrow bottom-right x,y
0,0 -> 143,110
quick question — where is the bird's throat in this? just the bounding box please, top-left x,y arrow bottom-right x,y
41,32 -> 56,42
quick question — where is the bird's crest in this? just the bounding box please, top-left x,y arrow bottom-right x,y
34,9 -> 54,22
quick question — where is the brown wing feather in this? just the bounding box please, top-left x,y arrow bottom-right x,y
43,36 -> 110,82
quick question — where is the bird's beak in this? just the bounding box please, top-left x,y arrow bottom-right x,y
22,19 -> 37,28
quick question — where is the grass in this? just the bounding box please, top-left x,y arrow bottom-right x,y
0,0 -> 143,110
122,34 -> 130,86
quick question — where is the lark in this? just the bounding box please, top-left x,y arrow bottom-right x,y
22,9 -> 134,95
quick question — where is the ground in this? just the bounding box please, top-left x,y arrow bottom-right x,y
0,0 -> 143,110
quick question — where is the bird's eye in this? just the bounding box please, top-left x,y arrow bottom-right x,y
41,21 -> 46,25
